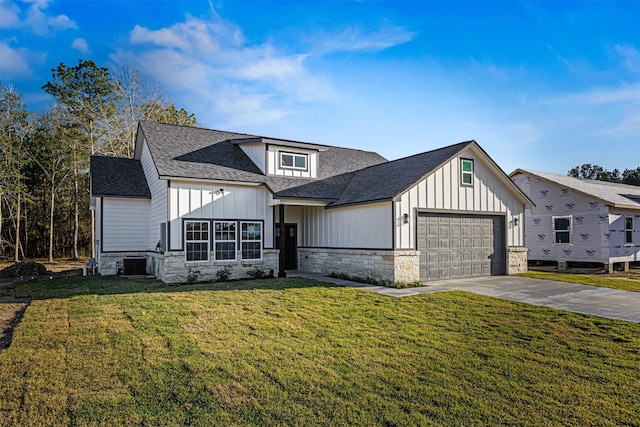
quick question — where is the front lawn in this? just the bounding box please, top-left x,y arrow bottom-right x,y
519,270 -> 640,292
1,276 -> 639,425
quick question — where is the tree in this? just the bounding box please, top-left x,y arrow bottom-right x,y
43,59 -> 116,259
0,82 -> 31,261
27,107 -> 73,262
621,167 -> 640,186
568,164 -> 639,186
100,65 -> 198,158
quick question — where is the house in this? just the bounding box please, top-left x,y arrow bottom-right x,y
510,169 -> 640,272
89,121 -> 532,283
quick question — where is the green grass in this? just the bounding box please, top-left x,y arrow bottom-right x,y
1,276 -> 639,426
518,271 -> 640,292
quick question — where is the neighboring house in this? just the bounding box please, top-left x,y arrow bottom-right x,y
90,121 -> 532,283
510,169 -> 640,272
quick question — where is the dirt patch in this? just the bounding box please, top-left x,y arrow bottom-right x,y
0,297 -> 30,351
0,258 -> 86,351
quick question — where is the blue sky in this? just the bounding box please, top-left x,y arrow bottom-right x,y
1,0 -> 638,174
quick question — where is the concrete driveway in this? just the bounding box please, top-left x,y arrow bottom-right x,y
290,272 -> 640,323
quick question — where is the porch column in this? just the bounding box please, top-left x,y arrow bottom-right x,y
278,204 -> 286,277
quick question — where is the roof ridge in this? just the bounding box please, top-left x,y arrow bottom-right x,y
520,168 -> 640,191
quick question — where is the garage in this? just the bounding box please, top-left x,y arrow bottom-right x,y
417,213 -> 505,281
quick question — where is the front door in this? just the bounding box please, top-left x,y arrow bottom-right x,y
275,224 -> 298,270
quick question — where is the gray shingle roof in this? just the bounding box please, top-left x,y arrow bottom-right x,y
330,141 -> 473,207
130,122 -> 499,206
137,121 -> 387,199
511,169 -> 640,209
90,156 -> 151,198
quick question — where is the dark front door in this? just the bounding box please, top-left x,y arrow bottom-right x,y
275,224 -> 298,270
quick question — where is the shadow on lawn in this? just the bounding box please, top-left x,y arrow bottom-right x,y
0,275 -> 344,300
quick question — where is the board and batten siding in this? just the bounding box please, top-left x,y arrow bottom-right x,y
298,203 -> 392,249
101,198 -> 151,251
140,140 -> 167,250
267,145 -> 318,178
239,142 -> 266,174
395,148 -> 525,249
168,181 -> 273,251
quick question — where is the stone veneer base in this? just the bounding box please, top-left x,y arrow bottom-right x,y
297,248 -> 420,283
507,247 -> 528,274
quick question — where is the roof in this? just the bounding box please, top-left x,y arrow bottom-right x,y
511,169 -> 640,210
115,121 -> 528,207
330,141 -> 473,207
90,157 -> 151,198
136,121 -> 387,199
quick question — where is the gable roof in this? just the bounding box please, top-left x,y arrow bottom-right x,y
510,169 -> 640,210
128,121 -> 529,207
90,156 -> 151,198
330,141 -> 473,207
135,121 -> 387,199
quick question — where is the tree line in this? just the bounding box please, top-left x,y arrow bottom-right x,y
1,59 -> 197,263
568,164 -> 640,186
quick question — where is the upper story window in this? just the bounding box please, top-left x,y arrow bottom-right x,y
553,216 -> 572,244
626,217 -> 634,244
461,158 -> 474,186
280,152 -> 308,171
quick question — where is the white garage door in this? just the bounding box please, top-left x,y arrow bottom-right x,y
417,213 -> 505,281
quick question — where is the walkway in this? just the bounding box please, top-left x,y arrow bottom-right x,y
288,272 -> 640,323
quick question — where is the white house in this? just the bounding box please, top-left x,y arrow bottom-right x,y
90,121 -> 532,283
510,169 -> 640,272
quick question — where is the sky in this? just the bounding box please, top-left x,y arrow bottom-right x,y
1,0 -> 639,175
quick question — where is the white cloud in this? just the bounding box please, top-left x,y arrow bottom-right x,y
0,42 -> 33,77
540,83 -> 640,106
71,37 -> 90,54
3,0 -> 77,35
615,44 -> 640,74
313,24 -> 415,54
0,0 -> 21,28
112,9 -> 348,127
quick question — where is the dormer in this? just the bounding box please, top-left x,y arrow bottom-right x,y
231,137 -> 327,179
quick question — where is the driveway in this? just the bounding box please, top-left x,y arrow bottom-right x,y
289,272 -> 640,323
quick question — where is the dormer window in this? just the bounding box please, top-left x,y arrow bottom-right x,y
280,152 -> 308,171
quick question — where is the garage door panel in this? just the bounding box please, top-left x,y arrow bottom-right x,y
418,213 -> 505,281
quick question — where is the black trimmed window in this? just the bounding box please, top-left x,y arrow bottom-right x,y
214,221 -> 236,261
461,158 -> 474,185
185,221 -> 209,261
626,217 -> 634,244
280,152 -> 307,170
241,221 -> 262,260
553,216 -> 572,244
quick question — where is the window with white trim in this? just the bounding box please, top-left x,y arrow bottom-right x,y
461,158 -> 474,186
280,152 -> 307,170
214,221 -> 236,261
241,221 -> 262,260
626,216 -> 634,244
553,216 -> 572,244
185,221 -> 209,261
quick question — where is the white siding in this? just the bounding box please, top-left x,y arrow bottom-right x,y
239,143 -> 266,173
140,140 -> 167,250
102,198 -> 151,251
396,147 -> 525,249
266,145 -> 318,178
168,181 -> 272,250
297,203 -> 392,249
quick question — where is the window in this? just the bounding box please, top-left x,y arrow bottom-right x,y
626,217 -> 634,244
241,221 -> 262,260
553,216 -> 572,244
461,158 -> 473,185
185,221 -> 209,261
214,221 -> 236,261
280,152 -> 307,170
